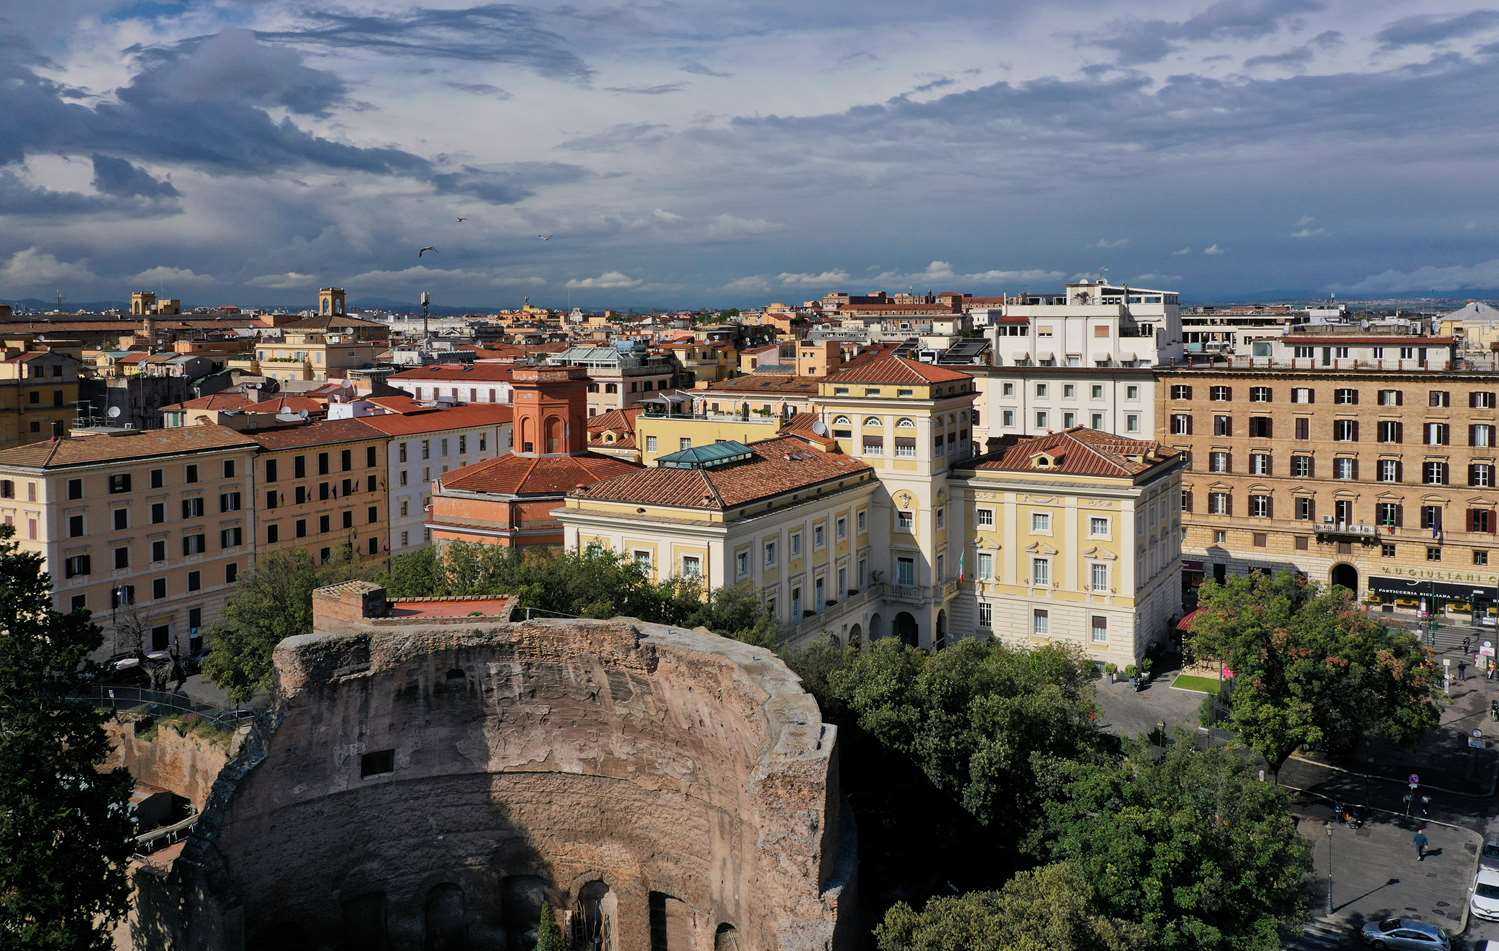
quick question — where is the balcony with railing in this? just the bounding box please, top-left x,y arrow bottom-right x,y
783,582 -> 887,645
1313,519 -> 1381,544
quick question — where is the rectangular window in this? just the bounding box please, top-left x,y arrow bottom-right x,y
1424,461 -> 1449,485
1209,492 -> 1231,515
1171,385 -> 1192,400
153,578 -> 167,600
1379,459 -> 1402,483
1210,385 -> 1231,401
894,436 -> 916,457
1295,497 -> 1315,521
1249,386 -> 1272,402
187,570 -> 201,592
896,557 -> 915,586
1334,388 -> 1358,405
1379,389 -> 1403,406
1089,516 -> 1109,537
764,541 -> 777,566
1171,414 -> 1192,436
1249,453 -> 1272,475
978,602 -> 992,628
67,478 -> 83,500
182,534 -> 206,556
1477,550 -> 1490,566
1474,424 -> 1496,447
1213,415 -> 1232,437
977,552 -> 994,580
1469,509 -> 1494,533
114,546 -> 129,570
151,539 -> 165,562
1032,609 -> 1049,635
1333,419 -> 1359,441
633,550 -> 652,572
1378,421 -> 1403,443
150,468 -> 164,489
68,514 -> 84,537
1181,489 -> 1192,512
897,511 -> 914,531
1090,563 -> 1108,591
1333,457 -> 1358,480
113,508 -> 128,531
1291,387 -> 1314,404
1431,390 -> 1451,408
1427,546 -> 1442,562
1031,557 -> 1050,586
1295,418 -> 1310,440
1472,463 -> 1495,487
1250,494 -> 1272,518
1291,455 -> 1313,478
1091,616 -> 1108,643
1032,512 -> 1051,533
108,473 -> 131,494
1473,391 -> 1497,409
862,435 -> 883,455
790,532 -> 802,556
1376,502 -> 1402,527
681,555 -> 701,578
182,497 -> 205,519
977,509 -> 994,528
1248,417 -> 1272,438
1035,411 -> 1049,430
1422,505 -> 1444,531
1209,451 -> 1231,474
185,464 -> 198,484
1382,543 -> 1396,558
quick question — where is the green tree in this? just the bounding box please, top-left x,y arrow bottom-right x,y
382,546 -> 441,599
533,903 -> 564,951
202,547 -> 365,703
875,863 -> 1141,951
1188,572 -> 1442,780
828,637 -> 1105,839
1042,737 -> 1310,951
0,524 -> 134,949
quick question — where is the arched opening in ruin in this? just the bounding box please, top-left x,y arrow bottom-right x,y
423,883 -> 467,951
893,612 -> 918,648
648,891 -> 691,950
868,613 -> 883,639
572,880 -> 616,951
501,875 -> 547,950
715,923 -> 741,951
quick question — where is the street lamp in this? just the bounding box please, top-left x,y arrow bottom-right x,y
1325,821 -> 1334,916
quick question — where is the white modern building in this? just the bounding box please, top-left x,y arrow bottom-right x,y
387,364 -> 515,405
359,404 -> 513,552
979,280 -> 1182,441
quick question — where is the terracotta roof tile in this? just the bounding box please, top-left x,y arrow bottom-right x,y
824,353 -> 972,386
702,374 -> 822,395
247,418 -> 383,450
161,392 -> 256,412
357,404 -> 513,436
570,436 -> 871,511
965,427 -> 1179,479
0,424 -> 257,469
441,452 -> 638,497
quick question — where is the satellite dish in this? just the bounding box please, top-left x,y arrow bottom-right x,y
106,406 -> 121,419
275,411 -> 306,423
811,419 -> 828,436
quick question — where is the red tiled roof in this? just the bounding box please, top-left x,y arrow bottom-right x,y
0,424 -> 257,469
778,412 -> 836,449
586,406 -> 641,435
365,394 -> 424,413
358,404 -> 513,436
247,418 -> 383,450
247,395 -> 326,415
702,374 -> 822,395
824,354 -> 972,386
570,436 -> 870,511
966,427 -> 1178,479
388,363 -> 515,382
440,452 -> 638,497
162,392 -> 256,412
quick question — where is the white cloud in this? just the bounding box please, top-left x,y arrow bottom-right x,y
872,261 -> 1065,286
966,267 -> 1067,284
566,271 -> 642,289
1202,243 -> 1226,256
777,270 -> 850,286
0,247 -> 96,290
723,275 -> 773,292
1172,246 -> 1193,256
247,271 -> 317,289
651,208 -> 684,223
704,214 -> 784,239
348,266 -> 546,290
1130,273 -> 1182,284
1291,215 -> 1327,239
129,265 -> 215,287
1089,237 -> 1130,249
1337,258 -> 1499,294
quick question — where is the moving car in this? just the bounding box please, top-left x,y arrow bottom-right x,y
1360,917 -> 1451,949
1473,866 -> 1499,922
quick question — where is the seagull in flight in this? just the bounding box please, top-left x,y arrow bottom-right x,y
455,217 -> 467,222
536,233 -> 553,241
418,246 -> 436,257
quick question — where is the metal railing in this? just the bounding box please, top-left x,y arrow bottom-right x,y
70,685 -> 254,729
133,812 -> 200,857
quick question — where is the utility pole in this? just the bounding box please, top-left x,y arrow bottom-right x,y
1325,822 -> 1333,916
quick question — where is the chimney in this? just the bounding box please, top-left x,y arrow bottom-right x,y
984,436 -> 1005,455
50,420 -> 64,442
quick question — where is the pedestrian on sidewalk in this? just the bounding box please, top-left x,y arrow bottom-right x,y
1459,659 -> 1469,681
1464,636 -> 1472,656
1414,828 -> 1430,861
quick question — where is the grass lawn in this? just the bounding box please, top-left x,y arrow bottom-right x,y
1171,673 -> 1222,695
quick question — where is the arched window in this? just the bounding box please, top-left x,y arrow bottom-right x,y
895,417 -> 916,429
545,416 -> 563,453
520,417 -> 534,453
832,415 -> 851,426
863,416 -> 882,427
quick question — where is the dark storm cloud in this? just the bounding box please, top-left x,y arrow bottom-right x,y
1084,0 -> 1323,64
430,162 -> 589,203
0,170 -> 142,216
1375,10 -> 1499,49
90,154 -> 180,198
256,4 -> 593,82
0,30 -> 579,209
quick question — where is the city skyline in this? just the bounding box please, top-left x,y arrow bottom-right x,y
5,0 -> 1499,306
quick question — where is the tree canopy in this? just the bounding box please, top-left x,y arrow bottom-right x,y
202,547 -> 363,703
1188,572 -> 1442,778
0,524 -> 134,949
875,862 -> 1143,951
1042,737 -> 1311,951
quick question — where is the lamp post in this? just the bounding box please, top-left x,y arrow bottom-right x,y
1325,821 -> 1334,916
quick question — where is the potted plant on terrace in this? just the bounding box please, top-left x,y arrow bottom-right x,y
1125,664 -> 1139,689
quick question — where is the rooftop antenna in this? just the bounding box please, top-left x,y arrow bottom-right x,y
55,289 -> 64,311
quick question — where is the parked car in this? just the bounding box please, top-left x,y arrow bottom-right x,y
1360,917 -> 1451,949
1481,838 -> 1499,872
1473,866 -> 1499,922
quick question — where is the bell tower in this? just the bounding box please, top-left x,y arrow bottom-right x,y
319,287 -> 347,317
511,365 -> 588,457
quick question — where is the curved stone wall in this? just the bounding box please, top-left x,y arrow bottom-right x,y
171,606 -> 854,951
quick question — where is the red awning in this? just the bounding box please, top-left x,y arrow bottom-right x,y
1176,608 -> 1203,632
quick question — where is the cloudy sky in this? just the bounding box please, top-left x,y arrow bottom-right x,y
3,0 -> 1499,309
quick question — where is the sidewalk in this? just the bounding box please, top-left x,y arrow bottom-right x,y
1292,800 -> 1479,945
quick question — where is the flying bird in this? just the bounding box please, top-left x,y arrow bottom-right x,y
418,246 -> 436,257
536,233 -> 553,241
455,217 -> 467,222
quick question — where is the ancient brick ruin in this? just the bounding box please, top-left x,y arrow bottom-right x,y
130,582 -> 855,950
